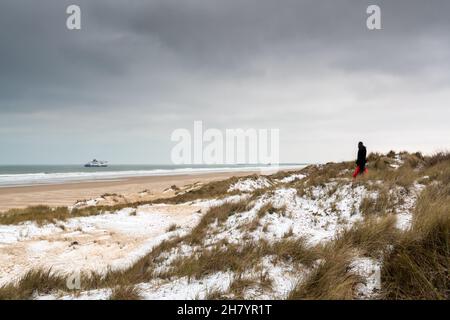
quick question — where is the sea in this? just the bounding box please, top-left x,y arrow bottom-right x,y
0,164 -> 307,187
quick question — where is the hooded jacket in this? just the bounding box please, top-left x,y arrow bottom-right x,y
356,145 -> 367,170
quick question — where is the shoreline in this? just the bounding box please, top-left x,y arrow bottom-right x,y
0,164 -> 307,188
0,168 -> 304,212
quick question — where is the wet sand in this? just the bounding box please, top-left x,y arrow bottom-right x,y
0,171 -> 259,212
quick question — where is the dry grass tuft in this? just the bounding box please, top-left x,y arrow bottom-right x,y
162,237 -> 318,282
359,188 -> 392,216
166,224 -> 179,232
109,285 -> 141,300
0,204 -> 135,226
288,215 -> 399,300
334,215 -> 398,258
271,238 -> 319,267
204,287 -> 228,300
228,276 -> 259,299
186,199 -> 249,245
0,269 -> 68,300
0,206 -> 71,226
424,151 -> 450,168
401,153 -> 424,169
381,183 -> 450,300
163,242 -> 262,280
287,246 -> 362,300
156,176 -> 244,204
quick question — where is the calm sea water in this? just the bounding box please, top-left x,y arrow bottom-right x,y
0,164 -> 307,187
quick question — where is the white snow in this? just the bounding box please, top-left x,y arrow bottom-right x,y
351,257 -> 381,299
202,183 -> 367,250
138,272 -> 233,300
278,174 -> 306,184
0,203 -> 204,287
394,182 -> 425,231
40,272 -> 234,300
228,177 -> 273,193
254,256 -> 307,299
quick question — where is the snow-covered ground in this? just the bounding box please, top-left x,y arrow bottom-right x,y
0,203 -> 208,287
0,166 -> 427,300
351,257 -> 381,299
228,177 -> 273,193
393,183 -> 425,231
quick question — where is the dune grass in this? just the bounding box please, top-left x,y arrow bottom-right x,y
0,269 -> 68,300
287,245 -> 361,300
109,285 -> 142,300
0,204 -> 127,226
185,199 -> 249,245
287,215 -> 398,300
381,183 -> 450,300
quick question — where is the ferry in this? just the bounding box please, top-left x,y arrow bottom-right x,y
84,159 -> 108,167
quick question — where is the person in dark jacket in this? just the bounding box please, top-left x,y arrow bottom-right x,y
353,141 -> 368,178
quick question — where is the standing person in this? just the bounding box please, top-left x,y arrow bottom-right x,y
353,142 -> 368,178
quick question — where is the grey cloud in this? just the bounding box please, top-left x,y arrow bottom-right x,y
0,0 -> 449,163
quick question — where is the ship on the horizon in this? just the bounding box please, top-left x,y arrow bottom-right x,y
84,159 -> 108,167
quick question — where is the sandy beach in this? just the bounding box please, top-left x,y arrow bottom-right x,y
0,171 -> 261,212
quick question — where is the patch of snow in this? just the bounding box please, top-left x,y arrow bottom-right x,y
351,257 -> 381,299
267,185 -> 365,245
0,223 -> 62,245
255,256 -> 306,299
228,177 -> 272,193
204,183 -> 367,248
44,272 -> 234,300
394,182 -> 425,231
192,194 -> 248,208
36,288 -> 112,300
278,174 -> 306,184
395,213 -> 412,231
0,204 -> 204,287
390,154 -> 404,169
70,197 -> 103,210
138,272 -> 233,300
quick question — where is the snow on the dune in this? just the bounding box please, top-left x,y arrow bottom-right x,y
42,272 -> 234,300
0,202 -> 228,287
0,193 -> 248,288
70,197 -> 104,210
395,213 -> 412,231
269,185 -> 365,245
351,257 -> 381,299
191,194 -> 247,207
0,223 -> 62,245
278,174 -> 306,184
394,183 -> 424,231
248,256 -> 306,300
138,272 -> 233,300
228,177 -> 273,193
211,183 -> 366,247
1,167 -> 427,300
48,256 -> 303,300
36,288 -> 112,300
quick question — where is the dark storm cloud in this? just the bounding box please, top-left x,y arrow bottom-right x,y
2,0 -> 450,111
0,0 -> 449,163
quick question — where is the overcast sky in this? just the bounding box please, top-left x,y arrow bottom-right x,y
1,0 -> 449,164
